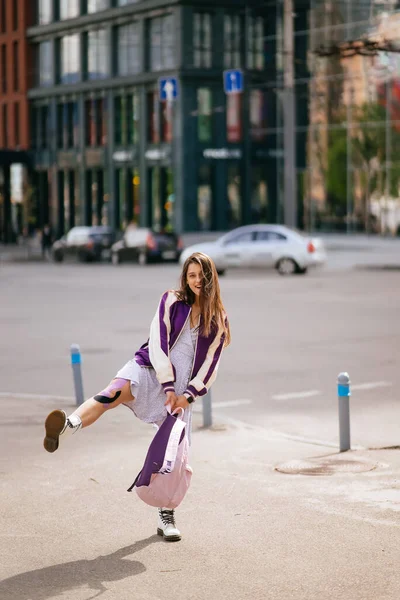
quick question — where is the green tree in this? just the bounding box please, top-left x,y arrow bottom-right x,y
352,102 -> 400,231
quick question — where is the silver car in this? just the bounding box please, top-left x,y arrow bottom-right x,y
179,225 -> 327,275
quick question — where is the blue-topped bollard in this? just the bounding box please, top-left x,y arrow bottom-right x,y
337,372 -> 351,452
71,344 -> 84,406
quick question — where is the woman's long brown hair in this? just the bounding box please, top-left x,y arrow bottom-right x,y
176,252 -> 231,347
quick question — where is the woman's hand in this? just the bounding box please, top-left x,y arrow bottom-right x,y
165,392 -> 190,411
164,390 -> 178,408
173,395 -> 190,411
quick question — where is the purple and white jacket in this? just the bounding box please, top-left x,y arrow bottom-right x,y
135,290 -> 227,402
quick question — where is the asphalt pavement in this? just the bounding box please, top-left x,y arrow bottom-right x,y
1,242 -> 400,599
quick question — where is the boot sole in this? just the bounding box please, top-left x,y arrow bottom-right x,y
157,528 -> 181,542
44,410 -> 67,453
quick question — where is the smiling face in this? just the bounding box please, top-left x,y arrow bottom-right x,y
186,262 -> 203,298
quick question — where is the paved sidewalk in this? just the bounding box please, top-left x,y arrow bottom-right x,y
1,394 -> 400,600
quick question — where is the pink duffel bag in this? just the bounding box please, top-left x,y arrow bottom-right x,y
127,407 -> 193,510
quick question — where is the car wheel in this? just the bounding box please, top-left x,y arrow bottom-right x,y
217,269 -> 226,276
138,250 -> 148,266
111,251 -> 121,265
296,266 -> 308,275
276,257 -> 297,276
53,251 -> 64,263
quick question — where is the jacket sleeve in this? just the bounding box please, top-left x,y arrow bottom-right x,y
183,321 -> 226,401
148,290 -> 177,394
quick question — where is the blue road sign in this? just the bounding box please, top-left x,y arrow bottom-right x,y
159,77 -> 179,101
223,69 -> 244,94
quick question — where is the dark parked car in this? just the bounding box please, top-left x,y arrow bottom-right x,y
111,227 -> 183,265
52,226 -> 116,263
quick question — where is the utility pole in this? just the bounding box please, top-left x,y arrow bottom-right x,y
283,0 -> 297,227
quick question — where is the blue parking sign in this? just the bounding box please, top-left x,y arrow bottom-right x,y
159,77 -> 179,101
223,69 -> 244,94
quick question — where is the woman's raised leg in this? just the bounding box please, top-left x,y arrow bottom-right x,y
43,379 -> 134,453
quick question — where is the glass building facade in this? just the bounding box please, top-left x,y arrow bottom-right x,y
28,0 -> 400,238
270,0 -> 400,234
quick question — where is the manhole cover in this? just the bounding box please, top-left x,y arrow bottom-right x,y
275,457 -> 377,476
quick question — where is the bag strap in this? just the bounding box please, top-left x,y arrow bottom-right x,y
159,417 -> 186,474
166,403 -> 185,420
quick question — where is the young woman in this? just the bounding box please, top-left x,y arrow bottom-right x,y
43,252 -> 231,542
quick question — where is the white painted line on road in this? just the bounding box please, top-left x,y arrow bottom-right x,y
193,399 -> 252,412
351,381 -> 392,391
272,390 -> 321,401
0,392 -> 74,401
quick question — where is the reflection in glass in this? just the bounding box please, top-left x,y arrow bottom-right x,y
87,0 -> 109,13
147,91 -> 159,143
247,16 -> 264,70
226,94 -> 242,143
197,88 -> 212,142
151,167 -> 161,231
38,0 -> 52,24
118,23 -> 140,75
150,15 -> 175,71
224,15 -> 241,69
227,165 -> 241,228
198,165 -> 213,230
60,34 -> 81,84
193,13 -> 212,68
251,167 -> 268,223
60,0 -> 80,20
250,90 -> 267,141
88,29 -> 109,80
164,168 -> 174,231
39,41 -> 53,87
114,93 -> 139,145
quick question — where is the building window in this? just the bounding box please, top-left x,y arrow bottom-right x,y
85,98 -> 107,147
13,41 -> 18,91
247,16 -> 264,70
198,165 -> 213,231
60,34 -> 81,84
117,22 -> 140,76
60,0 -> 80,21
2,104 -> 8,147
224,14 -> 241,69
226,94 -> 242,143
251,166 -> 268,223
0,0 -> 6,33
161,100 -> 172,143
227,164 -> 241,228
114,93 -> 139,145
14,102 -> 20,146
250,90 -> 267,141
58,101 -> 79,149
149,15 -> 175,71
1,44 -> 6,93
34,105 -> 50,149
193,13 -> 212,68
12,0 -> 17,30
147,91 -> 160,144
38,0 -> 52,25
39,41 -> 53,87
197,88 -> 212,142
87,29 -> 109,80
87,0 -> 109,13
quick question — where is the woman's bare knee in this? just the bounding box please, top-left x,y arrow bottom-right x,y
93,378 -> 133,408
